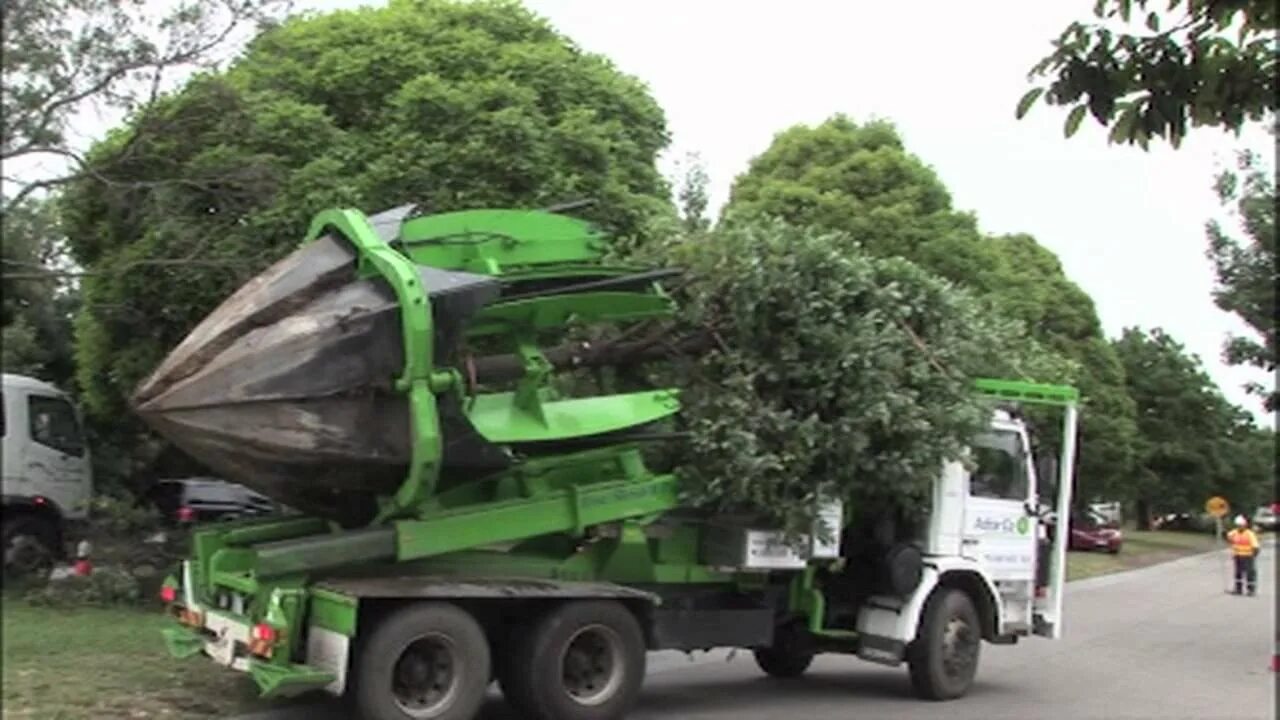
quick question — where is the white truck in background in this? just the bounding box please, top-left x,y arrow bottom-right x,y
2,373 -> 93,576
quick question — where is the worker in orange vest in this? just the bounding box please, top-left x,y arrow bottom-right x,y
1227,515 -> 1260,596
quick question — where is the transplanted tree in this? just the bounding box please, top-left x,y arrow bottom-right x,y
60,0 -> 674,483
724,115 -> 1138,506
1205,148 -> 1276,410
627,217 -> 1076,537
1017,0 -> 1277,148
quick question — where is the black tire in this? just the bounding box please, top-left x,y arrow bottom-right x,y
500,600 -> 646,720
753,622 -> 815,678
352,602 -> 491,720
906,588 -> 982,701
2,515 -> 59,580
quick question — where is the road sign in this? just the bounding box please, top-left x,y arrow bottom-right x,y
1205,496 -> 1229,518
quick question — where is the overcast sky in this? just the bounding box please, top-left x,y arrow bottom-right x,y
37,0 -> 1276,425
527,0 -> 1275,427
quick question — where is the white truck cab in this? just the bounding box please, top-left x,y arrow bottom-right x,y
851,403 -> 1077,690
2,373 -> 93,573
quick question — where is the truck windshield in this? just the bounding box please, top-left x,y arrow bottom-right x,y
969,429 -> 1027,500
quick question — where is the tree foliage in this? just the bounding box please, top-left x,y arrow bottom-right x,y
1018,0 -> 1277,148
61,0 -> 673,446
1,198 -> 77,385
1205,148 -> 1276,410
673,151 -> 711,234
1112,326 -> 1269,523
723,115 -> 1137,506
1,0 -> 290,209
640,217 -> 1073,536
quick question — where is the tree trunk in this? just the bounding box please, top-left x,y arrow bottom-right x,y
1135,498 -> 1152,531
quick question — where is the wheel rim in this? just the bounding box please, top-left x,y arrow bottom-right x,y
940,615 -> 978,681
560,623 -> 625,706
391,632 -> 462,718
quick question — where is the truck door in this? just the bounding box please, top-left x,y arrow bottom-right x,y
22,393 -> 90,519
961,426 -> 1037,633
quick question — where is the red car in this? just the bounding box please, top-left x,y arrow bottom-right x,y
1067,511 -> 1123,553
1042,509 -> 1123,554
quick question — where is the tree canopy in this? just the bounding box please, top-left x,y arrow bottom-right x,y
1,198 -> 76,385
1205,148 -> 1276,410
1112,326 -> 1273,522
723,115 -> 1138,506
61,0 -> 673,449
1018,0 -> 1277,148
1,0 -> 289,209
633,216 -> 1073,536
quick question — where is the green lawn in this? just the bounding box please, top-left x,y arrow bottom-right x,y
1,601 -> 262,720
1065,529 -> 1219,581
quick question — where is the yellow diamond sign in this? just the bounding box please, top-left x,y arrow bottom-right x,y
1205,496 -> 1229,518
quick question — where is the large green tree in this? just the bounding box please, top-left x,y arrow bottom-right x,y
1018,0 -> 1277,148
1111,327 -> 1255,525
724,115 -> 1138,505
1205,148 -> 1276,410
61,0 -> 673,461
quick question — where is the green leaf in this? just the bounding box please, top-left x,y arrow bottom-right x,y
1064,104 -> 1088,137
1016,87 -> 1045,119
1146,11 -> 1160,31
1108,105 -> 1139,144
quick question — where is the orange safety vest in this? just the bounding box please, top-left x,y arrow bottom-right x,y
1228,528 -> 1259,557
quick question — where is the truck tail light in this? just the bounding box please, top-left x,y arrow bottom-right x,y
249,623 -> 279,658
176,506 -> 196,523
160,585 -> 177,603
252,623 -> 277,643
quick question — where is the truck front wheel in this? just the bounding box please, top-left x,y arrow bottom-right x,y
906,588 -> 981,701
500,600 -> 646,720
2,515 -> 59,580
753,621 -> 815,678
353,602 -> 491,720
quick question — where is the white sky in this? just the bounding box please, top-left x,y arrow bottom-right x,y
25,0 -> 1276,425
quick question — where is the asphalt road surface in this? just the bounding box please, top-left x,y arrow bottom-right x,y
235,542 -> 1276,720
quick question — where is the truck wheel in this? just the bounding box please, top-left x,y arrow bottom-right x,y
907,588 -> 981,701
753,622 -> 815,678
501,600 -> 646,720
353,602 -> 491,720
2,516 -> 58,580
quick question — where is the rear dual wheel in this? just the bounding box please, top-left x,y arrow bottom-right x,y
499,600 -> 647,720
354,602 -> 490,720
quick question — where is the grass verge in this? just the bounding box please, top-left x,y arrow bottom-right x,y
1066,530 -> 1220,582
1,600 -> 261,719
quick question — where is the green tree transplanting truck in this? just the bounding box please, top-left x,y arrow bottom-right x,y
143,205 -> 1081,720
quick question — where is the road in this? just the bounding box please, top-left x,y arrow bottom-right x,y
235,543 -> 1276,720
